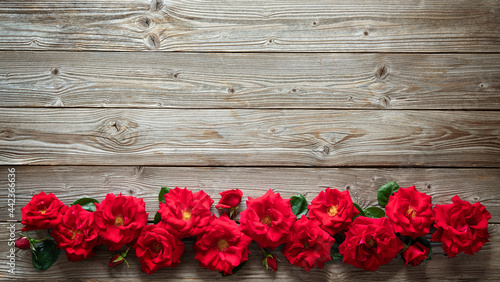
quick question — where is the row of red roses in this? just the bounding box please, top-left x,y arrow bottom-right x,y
17,183 -> 491,275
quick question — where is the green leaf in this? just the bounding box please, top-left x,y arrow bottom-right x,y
71,198 -> 99,212
154,212 -> 162,225
222,260 -> 247,276
290,194 -> 308,219
32,239 -> 60,271
352,203 -> 365,219
158,187 -> 171,203
377,181 -> 399,208
330,243 -> 343,260
416,237 -> 432,262
363,207 -> 385,218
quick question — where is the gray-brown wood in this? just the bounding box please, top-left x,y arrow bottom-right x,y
1,109 -> 499,167
1,52 -> 499,109
0,0 -> 499,52
0,222 -> 498,280
0,166 -> 498,222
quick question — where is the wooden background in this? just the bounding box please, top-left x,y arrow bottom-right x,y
0,0 -> 499,280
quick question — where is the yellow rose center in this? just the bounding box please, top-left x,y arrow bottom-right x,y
150,242 -> 163,253
367,238 -> 375,247
182,210 -> 192,221
217,239 -> 229,251
39,208 -> 48,214
327,205 -> 339,217
261,215 -> 272,226
406,206 -> 417,218
71,229 -> 83,240
114,215 -> 124,227
302,239 -> 311,249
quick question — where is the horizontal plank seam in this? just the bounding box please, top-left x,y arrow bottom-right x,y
1,50 -> 500,55
2,107 -> 500,112
1,165 -> 500,169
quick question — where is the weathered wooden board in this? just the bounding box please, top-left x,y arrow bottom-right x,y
1,52 -> 499,109
1,109 -> 499,166
0,0 -> 499,52
0,223 -> 498,280
0,166 -> 498,222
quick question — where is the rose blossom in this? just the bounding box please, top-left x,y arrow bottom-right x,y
51,204 -> 99,262
385,186 -> 433,238
94,193 -> 148,250
158,187 -> 214,238
194,213 -> 252,275
339,216 -> 404,271
239,189 -> 296,249
308,188 -> 359,236
134,225 -> 185,275
216,189 -> 243,209
283,216 -> 335,272
431,195 -> 491,257
402,241 -> 430,266
21,191 -> 68,231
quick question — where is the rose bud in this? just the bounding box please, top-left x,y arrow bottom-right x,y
265,255 -> 278,271
15,236 -> 30,250
109,254 -> 125,267
109,248 -> 130,268
215,189 -> 243,209
402,242 -> 430,266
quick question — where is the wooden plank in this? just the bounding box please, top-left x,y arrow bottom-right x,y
1,109 -> 499,167
0,0 -> 499,52
0,166 -> 498,222
0,222 -> 498,280
1,52 -> 499,109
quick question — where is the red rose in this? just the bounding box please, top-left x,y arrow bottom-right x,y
339,216 -> 404,271
431,195 -> 491,257
51,204 -> 99,262
385,186 -> 433,238
216,189 -> 243,209
402,242 -> 430,266
94,194 -> 148,250
158,187 -> 214,239
15,237 -> 30,250
21,191 -> 68,231
194,213 -> 252,275
266,255 -> 278,271
283,216 -> 335,272
307,188 -> 359,236
134,225 -> 185,275
239,189 -> 296,249
108,254 -> 125,267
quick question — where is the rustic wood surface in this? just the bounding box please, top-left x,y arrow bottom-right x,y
0,166 -> 498,222
0,0 -> 499,52
1,52 -> 499,109
0,223 -> 499,280
1,109 -> 499,166
1,0 -> 499,280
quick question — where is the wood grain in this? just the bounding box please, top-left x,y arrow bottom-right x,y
1,109 -> 499,167
0,0 -> 499,52
0,166 -> 498,222
0,222 -> 498,280
1,52 -> 499,109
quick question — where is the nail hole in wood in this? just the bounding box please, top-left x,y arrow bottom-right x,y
150,0 -> 163,11
146,34 -> 160,49
364,31 -> 369,36
376,65 -> 389,79
51,68 -> 59,76
380,95 -> 391,108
